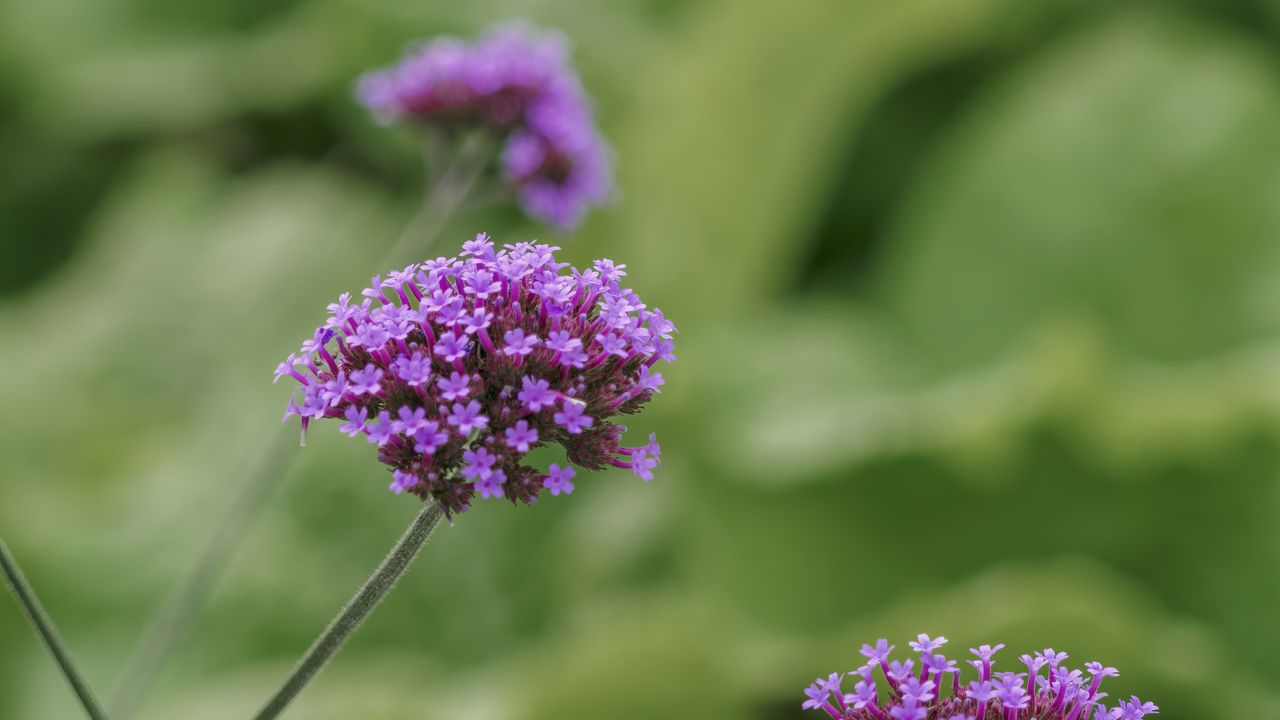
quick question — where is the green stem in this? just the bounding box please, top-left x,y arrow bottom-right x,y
382,131 -> 496,269
251,503 -> 445,720
0,533 -> 112,720
111,136 -> 494,720
109,425 -> 298,719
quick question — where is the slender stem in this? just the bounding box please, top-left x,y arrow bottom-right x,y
0,533 -> 112,720
110,424 -> 298,719
383,131 -> 496,269
251,503 -> 445,720
110,137 -> 494,720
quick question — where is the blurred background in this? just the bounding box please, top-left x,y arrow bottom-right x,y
3,0 -> 1280,718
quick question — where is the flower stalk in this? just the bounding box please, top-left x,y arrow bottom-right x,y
110,143 -> 490,720
0,533 -> 112,720
109,426 -> 298,719
251,503 -> 445,720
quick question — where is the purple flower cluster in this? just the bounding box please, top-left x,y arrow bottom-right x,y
356,22 -> 612,229
802,635 -> 1157,720
277,234 -> 674,516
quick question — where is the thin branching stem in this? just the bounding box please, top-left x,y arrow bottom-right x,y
109,426 -> 298,719
111,135 -> 495,719
251,503 -> 445,720
1,533 -> 112,720
383,131 -> 497,269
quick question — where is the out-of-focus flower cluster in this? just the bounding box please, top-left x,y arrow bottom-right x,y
357,22 -> 612,229
802,635 -> 1157,720
277,234 -> 674,516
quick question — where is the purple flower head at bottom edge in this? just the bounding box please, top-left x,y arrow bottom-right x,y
802,635 -> 1156,720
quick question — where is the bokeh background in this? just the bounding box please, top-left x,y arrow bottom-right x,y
3,0 -> 1280,718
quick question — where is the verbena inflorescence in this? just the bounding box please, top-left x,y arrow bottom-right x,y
277,234 -> 673,516
357,22 -> 611,229
803,635 -> 1158,720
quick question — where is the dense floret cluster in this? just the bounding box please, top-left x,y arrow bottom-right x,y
356,22 -> 611,228
803,635 -> 1157,720
277,234 -> 673,516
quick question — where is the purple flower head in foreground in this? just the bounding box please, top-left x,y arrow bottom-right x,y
802,635 -> 1156,720
356,22 -> 612,228
280,234 -> 675,516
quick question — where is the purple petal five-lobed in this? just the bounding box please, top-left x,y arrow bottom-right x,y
543,463 -> 575,496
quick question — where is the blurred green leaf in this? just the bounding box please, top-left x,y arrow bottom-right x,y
876,5 -> 1280,373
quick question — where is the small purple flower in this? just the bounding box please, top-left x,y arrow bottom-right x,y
861,640 -> 895,665
277,236 -> 675,515
802,635 -> 1155,720
1021,654 -> 1047,674
627,436 -> 660,481
464,269 -> 501,299
553,399 -> 593,434
392,352 -> 432,387
518,376 -> 556,412
273,354 -> 305,385
503,328 -> 540,358
349,365 -> 385,395
505,421 -> 538,452
971,643 -> 1005,683
922,653 -> 957,680
393,406 -> 429,434
593,258 -> 626,283
435,299 -> 465,328
1111,696 -> 1159,720
355,22 -> 612,229
995,674 -> 1028,708
636,365 -> 664,393
365,411 -> 397,446
967,681 -> 998,703
461,307 -> 492,335
462,448 -> 497,481
889,700 -> 927,720
412,422 -> 448,455
437,371 -> 472,401
595,332 -> 629,358
899,678 -> 935,703
299,385 -> 328,418
350,322 -> 390,349
909,634 -> 948,655
340,406 -> 368,437
652,338 -> 677,363
1038,649 -> 1069,668
462,235 -> 494,259
1086,663 -> 1119,679
803,682 -> 832,713
320,372 -> 348,407
434,331 -> 470,364
544,329 -> 581,354
447,400 -> 488,435
423,288 -> 457,314
972,644 -> 1006,662
473,468 -> 506,499
847,675 -> 877,710
390,469 -> 419,494
557,346 -> 588,369
543,463 -> 575,496
888,660 -> 915,683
